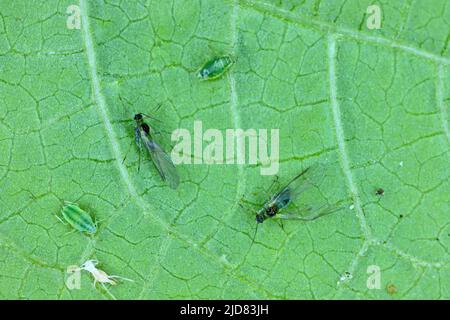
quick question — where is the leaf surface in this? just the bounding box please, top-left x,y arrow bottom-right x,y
0,0 -> 448,299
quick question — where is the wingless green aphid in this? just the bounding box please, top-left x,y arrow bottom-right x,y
197,55 -> 235,80
245,163 -> 348,243
133,113 -> 180,189
58,201 -> 97,235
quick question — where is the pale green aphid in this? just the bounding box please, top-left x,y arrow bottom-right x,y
79,259 -> 134,300
59,201 -> 97,235
197,55 -> 235,80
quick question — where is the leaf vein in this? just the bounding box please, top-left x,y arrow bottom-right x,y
327,34 -> 371,287
240,0 -> 450,65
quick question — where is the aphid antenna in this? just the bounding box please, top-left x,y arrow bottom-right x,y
206,42 -> 222,56
119,94 -> 160,121
140,112 -> 162,123
206,42 -> 235,59
118,94 -> 134,112
152,103 -> 163,113
128,92 -> 164,116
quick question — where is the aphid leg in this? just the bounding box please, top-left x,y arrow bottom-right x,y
238,197 -> 258,213
239,194 -> 259,208
122,141 -> 134,164
55,214 -> 67,225
248,223 -> 259,251
137,144 -> 142,172
300,205 -> 338,221
152,127 -> 172,136
130,132 -> 142,173
238,195 -> 248,210
63,229 -> 78,237
109,275 -> 134,282
101,283 -> 117,300
93,218 -> 105,230
277,219 -> 285,232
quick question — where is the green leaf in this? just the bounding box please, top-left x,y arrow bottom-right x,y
0,0 -> 448,299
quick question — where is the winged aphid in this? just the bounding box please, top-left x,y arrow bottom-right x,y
132,112 -> 180,189
244,163 -> 349,244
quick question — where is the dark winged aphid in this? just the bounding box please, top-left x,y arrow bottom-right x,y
375,188 -> 384,196
133,113 -> 180,189
249,163 -> 347,243
197,55 -> 235,80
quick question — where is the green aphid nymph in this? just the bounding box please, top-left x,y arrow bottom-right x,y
197,55 -> 235,80
60,201 -> 97,234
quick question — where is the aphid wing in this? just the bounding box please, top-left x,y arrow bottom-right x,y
268,188 -> 290,209
272,163 -> 350,221
277,203 -> 346,221
287,163 -> 326,198
142,136 -> 180,189
272,163 -> 325,204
